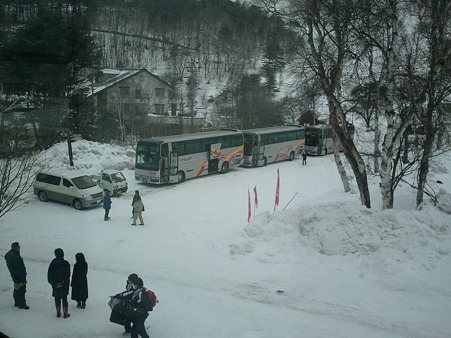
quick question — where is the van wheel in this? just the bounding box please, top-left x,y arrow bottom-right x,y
177,171 -> 185,183
220,161 -> 229,174
38,191 -> 48,202
289,151 -> 295,161
73,199 -> 83,210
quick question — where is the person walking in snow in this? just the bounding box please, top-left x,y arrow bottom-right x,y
103,189 -> 112,221
110,273 -> 139,335
131,190 -> 144,226
71,252 -> 88,309
302,150 -> 307,165
128,277 -> 150,338
48,248 -> 71,318
4,242 -> 29,309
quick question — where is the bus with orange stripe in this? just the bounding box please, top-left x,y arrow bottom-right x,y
242,125 -> 305,167
135,130 -> 244,184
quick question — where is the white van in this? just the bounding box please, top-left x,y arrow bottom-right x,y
33,171 -> 103,210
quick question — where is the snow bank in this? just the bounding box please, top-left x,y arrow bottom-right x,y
37,140 -> 135,174
231,201 -> 451,272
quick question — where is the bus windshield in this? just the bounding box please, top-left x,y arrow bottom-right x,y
136,141 -> 161,171
305,129 -> 319,146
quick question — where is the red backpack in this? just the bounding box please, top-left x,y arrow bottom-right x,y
147,290 -> 158,311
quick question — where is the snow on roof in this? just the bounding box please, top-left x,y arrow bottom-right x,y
83,68 -> 172,96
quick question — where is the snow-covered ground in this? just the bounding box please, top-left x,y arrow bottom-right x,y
1,139 -> 450,338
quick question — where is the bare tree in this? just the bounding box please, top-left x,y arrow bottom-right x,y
0,145 -> 41,219
408,0 -> 451,207
286,0 -> 371,207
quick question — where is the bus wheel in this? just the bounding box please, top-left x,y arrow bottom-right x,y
220,161 -> 229,174
263,157 -> 267,166
177,171 -> 185,183
289,152 -> 295,161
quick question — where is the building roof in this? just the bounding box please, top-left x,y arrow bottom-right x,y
86,68 -> 173,96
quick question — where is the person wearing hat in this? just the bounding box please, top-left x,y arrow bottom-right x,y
103,189 -> 112,221
4,242 -> 29,309
47,248 -> 71,318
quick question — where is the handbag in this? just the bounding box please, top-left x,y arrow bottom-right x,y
108,298 -> 128,326
122,299 -> 147,319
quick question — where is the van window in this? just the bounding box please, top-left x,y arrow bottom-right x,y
63,179 -> 73,188
36,173 -> 60,185
72,176 -> 97,189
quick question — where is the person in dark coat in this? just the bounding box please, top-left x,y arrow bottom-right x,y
4,242 -> 29,309
103,189 -> 112,221
302,150 -> 307,165
110,273 -> 139,335
70,252 -> 88,309
47,248 -> 71,318
129,278 -> 150,338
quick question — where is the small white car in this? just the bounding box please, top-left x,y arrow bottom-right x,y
33,171 -> 103,210
91,169 -> 128,196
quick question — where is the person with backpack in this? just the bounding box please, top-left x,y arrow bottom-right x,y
110,273 -> 139,335
128,277 -> 150,338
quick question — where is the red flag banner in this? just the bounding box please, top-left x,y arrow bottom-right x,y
248,188 -> 251,222
275,168 -> 280,209
253,185 -> 258,209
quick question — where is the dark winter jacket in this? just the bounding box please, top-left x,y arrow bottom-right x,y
131,288 -> 149,309
4,249 -> 27,284
47,251 -> 71,297
71,253 -> 88,301
103,193 -> 112,210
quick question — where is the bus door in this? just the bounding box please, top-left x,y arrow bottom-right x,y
256,136 -> 266,166
168,151 -> 179,183
209,143 -> 221,173
160,143 -> 169,183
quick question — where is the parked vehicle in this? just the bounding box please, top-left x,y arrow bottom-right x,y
135,129 -> 244,184
33,171 -> 103,210
90,169 -> 128,196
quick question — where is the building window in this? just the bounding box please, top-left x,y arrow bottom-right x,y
155,88 -> 165,98
120,86 -> 130,96
155,104 -> 165,115
135,89 -> 142,99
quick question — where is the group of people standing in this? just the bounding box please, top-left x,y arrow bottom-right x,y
4,242 -> 88,319
103,189 -> 145,226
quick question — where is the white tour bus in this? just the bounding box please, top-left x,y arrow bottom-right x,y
135,129 -> 244,184
304,124 -> 355,155
242,125 -> 305,167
